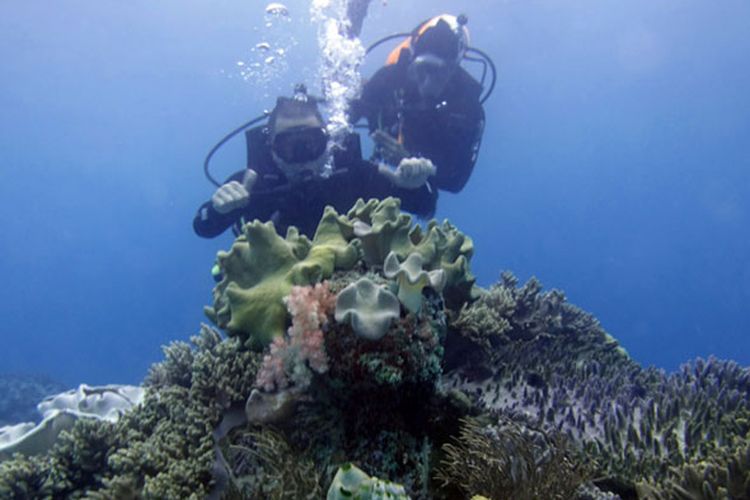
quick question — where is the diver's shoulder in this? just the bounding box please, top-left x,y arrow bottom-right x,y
364,63 -> 406,90
453,67 -> 484,101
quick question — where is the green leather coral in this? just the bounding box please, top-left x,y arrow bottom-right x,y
206,198 -> 474,349
205,208 -> 359,349
383,252 -> 445,314
327,463 -> 409,500
347,198 -> 475,307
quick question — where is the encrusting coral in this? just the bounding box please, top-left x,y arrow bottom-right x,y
1,198 -> 748,500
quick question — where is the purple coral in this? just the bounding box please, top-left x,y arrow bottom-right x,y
255,282 -> 335,392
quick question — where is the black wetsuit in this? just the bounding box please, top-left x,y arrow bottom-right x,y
353,53 -> 485,193
193,126 -> 437,238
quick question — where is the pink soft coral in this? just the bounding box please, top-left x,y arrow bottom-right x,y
255,281 -> 336,392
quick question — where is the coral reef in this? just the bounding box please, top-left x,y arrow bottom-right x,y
335,277 -> 401,340
327,462 -> 409,499
0,374 -> 66,427
384,251 -> 446,314
207,198 -> 475,350
0,384 -> 144,459
255,282 -> 335,392
445,272 -> 750,497
1,198 -> 748,500
205,212 -> 359,349
434,415 -> 588,499
226,428 -> 323,499
636,441 -> 750,499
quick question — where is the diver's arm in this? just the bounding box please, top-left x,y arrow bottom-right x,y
354,160 -> 438,218
193,169 -> 252,238
193,201 -> 237,238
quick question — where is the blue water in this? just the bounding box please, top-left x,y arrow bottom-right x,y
1,0 -> 748,387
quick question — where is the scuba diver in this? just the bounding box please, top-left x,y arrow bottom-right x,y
352,14 -> 495,194
193,85 -> 437,239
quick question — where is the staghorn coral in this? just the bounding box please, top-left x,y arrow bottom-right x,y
451,280 -> 514,350
434,415 -> 588,500
0,418 -> 118,499
0,324 -> 263,499
99,385 -> 217,498
41,418 -> 118,497
144,339 -> 194,388
0,453 -> 48,499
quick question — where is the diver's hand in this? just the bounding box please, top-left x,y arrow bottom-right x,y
379,157 -> 436,189
371,129 -> 409,166
211,169 -> 257,214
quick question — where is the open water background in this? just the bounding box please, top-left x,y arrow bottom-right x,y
1,0 -> 748,386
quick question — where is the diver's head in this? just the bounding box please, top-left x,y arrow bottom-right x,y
408,14 -> 469,99
269,94 -> 330,180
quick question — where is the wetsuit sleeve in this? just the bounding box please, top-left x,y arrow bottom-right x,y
331,160 -> 438,219
366,163 -> 437,218
192,171 -> 246,238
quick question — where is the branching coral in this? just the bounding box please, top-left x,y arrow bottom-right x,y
227,429 -> 323,499
0,324 -> 264,499
0,419 -> 118,498
636,440 -> 750,499
446,273 -> 750,496
434,416 -> 587,499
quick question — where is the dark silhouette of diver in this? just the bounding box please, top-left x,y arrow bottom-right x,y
352,14 -> 495,193
193,85 -> 436,239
